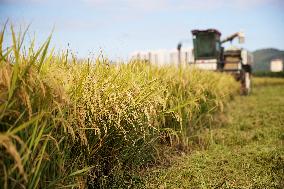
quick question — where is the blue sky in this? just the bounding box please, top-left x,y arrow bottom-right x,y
1,0 -> 284,60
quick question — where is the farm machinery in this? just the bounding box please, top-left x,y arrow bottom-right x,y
178,29 -> 253,94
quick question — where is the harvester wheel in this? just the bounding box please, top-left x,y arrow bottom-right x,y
244,72 -> 251,95
241,65 -> 252,95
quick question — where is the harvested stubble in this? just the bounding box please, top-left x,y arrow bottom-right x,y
0,25 -> 239,188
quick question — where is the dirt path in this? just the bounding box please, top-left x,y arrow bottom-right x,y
144,78 -> 284,189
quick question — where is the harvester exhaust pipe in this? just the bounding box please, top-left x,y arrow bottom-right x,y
177,42 -> 182,66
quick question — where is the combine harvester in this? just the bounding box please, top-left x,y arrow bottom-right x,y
178,29 -> 253,95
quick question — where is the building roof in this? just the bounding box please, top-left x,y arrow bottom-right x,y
271,58 -> 283,62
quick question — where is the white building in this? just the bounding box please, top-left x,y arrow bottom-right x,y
130,48 -> 194,66
270,59 -> 283,72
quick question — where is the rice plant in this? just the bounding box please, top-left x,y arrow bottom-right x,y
0,25 -> 238,188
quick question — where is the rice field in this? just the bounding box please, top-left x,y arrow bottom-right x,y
0,26 -> 239,188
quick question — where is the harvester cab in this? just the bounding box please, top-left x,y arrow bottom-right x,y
190,29 -> 253,95
191,29 -> 222,70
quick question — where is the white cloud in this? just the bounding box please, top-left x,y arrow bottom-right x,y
82,0 -> 284,11
0,0 -> 44,3
2,0 -> 282,10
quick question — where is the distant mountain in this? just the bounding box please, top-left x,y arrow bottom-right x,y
252,48 -> 284,72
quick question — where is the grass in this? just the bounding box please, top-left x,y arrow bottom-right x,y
0,25 -> 238,188
143,77 -> 284,188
